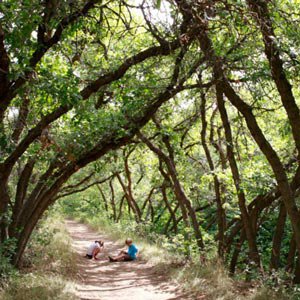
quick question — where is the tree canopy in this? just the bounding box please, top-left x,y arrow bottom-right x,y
1,0 -> 300,285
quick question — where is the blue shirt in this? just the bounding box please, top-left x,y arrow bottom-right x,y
127,244 -> 138,259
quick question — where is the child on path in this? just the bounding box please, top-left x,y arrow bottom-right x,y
108,238 -> 138,262
85,240 -> 104,260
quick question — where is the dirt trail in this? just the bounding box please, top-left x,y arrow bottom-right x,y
65,220 -> 200,300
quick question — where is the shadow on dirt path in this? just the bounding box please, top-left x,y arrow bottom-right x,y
65,219 -> 204,300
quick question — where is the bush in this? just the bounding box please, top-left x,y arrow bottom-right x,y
0,238 -> 18,284
23,213 -> 77,276
0,213 -> 78,300
71,212 -> 299,300
1,273 -> 78,300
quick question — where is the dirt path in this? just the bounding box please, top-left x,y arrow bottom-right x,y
65,220 -> 200,300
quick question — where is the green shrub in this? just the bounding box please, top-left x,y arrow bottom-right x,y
0,213 -> 78,300
1,273 -> 78,300
0,238 -> 18,283
71,212 -> 299,300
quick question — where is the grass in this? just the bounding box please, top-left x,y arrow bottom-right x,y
0,213 -> 79,300
23,214 -> 78,276
73,213 -> 295,300
173,259 -> 236,299
2,212 -> 292,300
170,259 -> 294,300
0,274 -> 78,300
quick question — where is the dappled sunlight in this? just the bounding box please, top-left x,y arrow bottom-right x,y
65,220 -> 201,300
1,1 -> 299,299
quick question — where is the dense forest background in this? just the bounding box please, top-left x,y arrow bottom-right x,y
1,0 -> 300,297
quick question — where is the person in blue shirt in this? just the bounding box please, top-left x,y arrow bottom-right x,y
108,238 -> 138,262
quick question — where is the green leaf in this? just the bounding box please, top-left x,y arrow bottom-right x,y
155,0 -> 162,9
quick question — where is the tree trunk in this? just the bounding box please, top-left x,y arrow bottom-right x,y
116,173 -> 141,222
117,195 -> 125,222
157,159 -> 189,229
215,84 -> 260,266
109,179 -> 117,221
9,159 -> 36,237
161,183 -> 178,234
0,168 -> 10,242
294,254 -> 300,284
247,0 -> 300,157
286,234 -> 296,273
229,231 -> 246,276
200,89 -> 226,257
96,184 -> 109,212
138,131 -> 204,250
165,202 -> 180,234
270,202 -> 287,270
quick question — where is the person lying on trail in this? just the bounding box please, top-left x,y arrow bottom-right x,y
108,238 -> 138,262
85,240 -> 104,260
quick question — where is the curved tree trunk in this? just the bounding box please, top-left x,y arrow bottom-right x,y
109,179 -> 117,222
200,89 -> 226,257
247,0 -> 300,158
138,131 -> 204,250
174,0 -> 300,267
270,202 -> 287,270
215,84 -> 260,267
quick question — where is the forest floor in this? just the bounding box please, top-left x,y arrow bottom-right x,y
65,219 -> 205,300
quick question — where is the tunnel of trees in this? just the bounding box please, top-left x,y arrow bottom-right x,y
1,0 -> 300,283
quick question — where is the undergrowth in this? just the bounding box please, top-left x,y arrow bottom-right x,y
0,213 -> 78,300
0,274 -> 77,300
73,213 -> 299,300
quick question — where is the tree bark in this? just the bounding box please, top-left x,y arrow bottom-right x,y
286,234 -> 296,273
200,88 -> 226,257
174,0 -> 300,264
0,0 -> 103,122
9,159 -> 36,237
229,231 -> 246,276
0,172 -> 10,242
11,95 -> 30,144
97,184 -> 109,213
1,2 -> 203,266
294,254 -> 300,284
116,173 -> 141,222
165,202 -> 180,234
215,83 -> 261,266
117,195 -> 125,222
109,179 -> 117,222
161,183 -> 178,234
138,131 -> 204,250
270,202 -> 287,270
247,0 -> 300,157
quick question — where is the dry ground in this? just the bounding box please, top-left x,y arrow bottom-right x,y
65,219 -> 203,300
